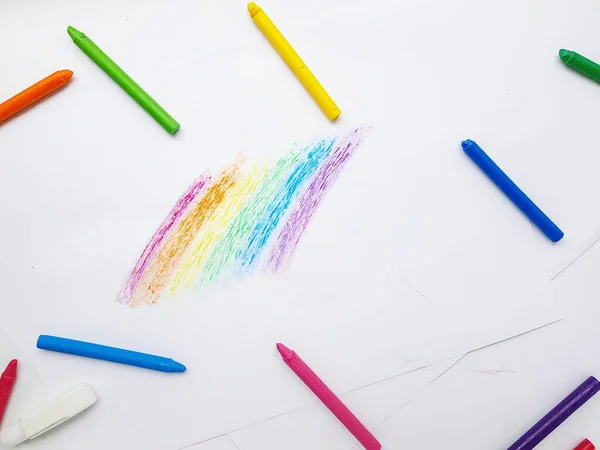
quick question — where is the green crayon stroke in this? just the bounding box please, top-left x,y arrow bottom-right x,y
199,148 -> 302,283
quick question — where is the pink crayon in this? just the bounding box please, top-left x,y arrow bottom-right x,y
276,343 -> 381,450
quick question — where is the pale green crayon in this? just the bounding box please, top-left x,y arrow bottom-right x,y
68,26 -> 180,135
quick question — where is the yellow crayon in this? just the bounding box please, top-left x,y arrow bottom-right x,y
248,2 -> 341,121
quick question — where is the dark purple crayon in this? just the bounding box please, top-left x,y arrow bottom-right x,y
507,376 -> 600,450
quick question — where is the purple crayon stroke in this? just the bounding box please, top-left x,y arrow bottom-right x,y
268,128 -> 368,271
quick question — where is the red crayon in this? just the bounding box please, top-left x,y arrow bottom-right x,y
0,359 -> 18,426
276,343 -> 381,450
574,439 -> 595,450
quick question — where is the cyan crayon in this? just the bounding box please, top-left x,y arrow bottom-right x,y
37,335 -> 186,373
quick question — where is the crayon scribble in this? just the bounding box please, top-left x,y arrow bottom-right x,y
268,131 -> 367,271
118,127 -> 368,307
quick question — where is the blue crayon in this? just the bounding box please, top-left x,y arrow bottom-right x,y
461,139 -> 564,242
37,335 -> 186,373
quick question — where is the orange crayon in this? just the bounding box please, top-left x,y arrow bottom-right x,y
0,70 -> 73,123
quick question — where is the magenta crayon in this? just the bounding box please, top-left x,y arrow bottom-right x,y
277,343 -> 381,450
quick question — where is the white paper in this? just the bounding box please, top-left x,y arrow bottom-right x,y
0,0 -> 563,449
186,436 -> 241,450
375,239 -> 600,450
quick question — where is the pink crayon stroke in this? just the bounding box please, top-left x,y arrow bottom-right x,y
117,173 -> 211,305
268,128 -> 367,271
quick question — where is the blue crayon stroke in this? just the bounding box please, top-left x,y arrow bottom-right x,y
236,138 -> 337,271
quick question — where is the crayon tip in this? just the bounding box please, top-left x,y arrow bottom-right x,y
67,26 -> 82,40
59,70 -> 74,81
247,2 -> 260,17
559,49 -> 573,63
276,343 -> 294,360
169,361 -> 186,373
3,360 -> 17,377
461,139 -> 475,151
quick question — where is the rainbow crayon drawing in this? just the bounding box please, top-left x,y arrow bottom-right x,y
118,127 -> 368,307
